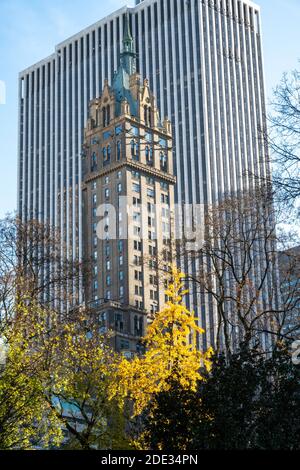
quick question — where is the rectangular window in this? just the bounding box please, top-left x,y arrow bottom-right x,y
161,194 -> 169,204
133,197 -> 141,205
131,125 -> 139,136
91,136 -> 99,145
145,131 -> 153,142
149,245 -> 156,256
134,240 -> 142,251
134,255 -> 141,266
131,170 -> 140,180
132,183 -> 141,193
120,339 -> 129,350
159,137 -> 167,148
146,176 -> 154,185
115,125 -> 123,135
99,311 -> 107,322
133,212 -> 141,222
134,270 -> 142,281
103,130 -> 111,140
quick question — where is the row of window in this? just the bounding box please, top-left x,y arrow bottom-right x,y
93,285 -> 124,302
93,281 -> 125,299
101,245 -> 124,257
132,141 -> 169,171
107,183 -> 122,198
91,179 -> 168,204
93,251 -> 124,266
134,287 -> 157,301
132,240 -> 157,256
90,141 -> 121,170
90,143 -> 168,171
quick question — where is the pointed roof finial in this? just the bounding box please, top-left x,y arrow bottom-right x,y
123,11 -> 133,43
119,10 -> 136,75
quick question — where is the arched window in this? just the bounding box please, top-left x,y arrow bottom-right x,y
131,139 -> 135,156
134,315 -> 138,333
144,105 -> 148,125
117,140 -> 121,160
139,317 -> 143,335
131,140 -> 139,161
160,152 -> 168,172
102,105 -> 110,127
150,147 -> 154,165
103,145 -> 110,166
91,152 -> 97,171
146,145 -> 153,166
148,107 -> 152,127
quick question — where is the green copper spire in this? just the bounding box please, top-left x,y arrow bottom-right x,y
123,11 -> 133,45
120,11 -> 136,75
112,11 -> 138,118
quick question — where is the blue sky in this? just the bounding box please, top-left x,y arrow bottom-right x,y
0,0 -> 299,218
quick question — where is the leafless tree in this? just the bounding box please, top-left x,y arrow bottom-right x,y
0,215 -> 85,333
173,188 -> 299,355
277,244 -> 300,343
254,67 -> 300,221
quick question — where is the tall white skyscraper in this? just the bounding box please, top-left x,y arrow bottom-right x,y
18,0 -> 269,349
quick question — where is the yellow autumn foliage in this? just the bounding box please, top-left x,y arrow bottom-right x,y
114,267 -> 213,415
0,301 -> 63,449
0,299 -> 126,450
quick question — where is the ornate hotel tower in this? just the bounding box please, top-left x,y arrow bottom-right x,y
82,16 -> 175,354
